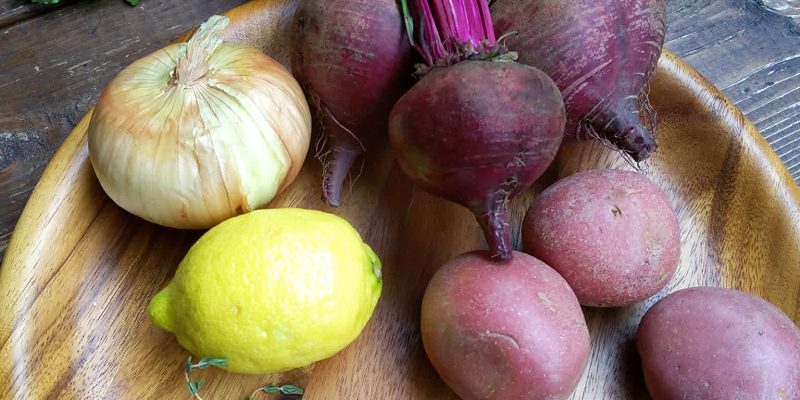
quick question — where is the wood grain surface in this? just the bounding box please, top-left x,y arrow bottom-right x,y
666,0 -> 800,178
1,1 -> 799,399
2,0 -> 799,262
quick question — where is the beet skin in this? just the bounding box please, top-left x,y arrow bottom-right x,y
493,0 -> 667,161
389,60 -> 565,261
292,0 -> 414,206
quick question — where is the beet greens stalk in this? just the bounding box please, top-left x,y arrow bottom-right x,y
389,0 -> 565,261
402,0 -> 498,67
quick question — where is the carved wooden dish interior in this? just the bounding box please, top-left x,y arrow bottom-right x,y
2,1 -> 799,398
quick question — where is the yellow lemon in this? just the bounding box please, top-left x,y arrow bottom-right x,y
147,208 -> 382,374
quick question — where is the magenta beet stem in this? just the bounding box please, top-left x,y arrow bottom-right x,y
404,0 -> 498,67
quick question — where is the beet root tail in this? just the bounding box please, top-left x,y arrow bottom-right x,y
609,124 -> 657,163
321,147 -> 362,207
475,201 -> 513,263
602,97 -> 657,162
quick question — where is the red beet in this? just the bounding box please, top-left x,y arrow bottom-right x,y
391,61 -> 564,260
292,0 -> 414,206
390,0 -> 565,261
492,0 -> 667,162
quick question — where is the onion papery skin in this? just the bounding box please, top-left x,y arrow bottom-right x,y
88,40 -> 312,230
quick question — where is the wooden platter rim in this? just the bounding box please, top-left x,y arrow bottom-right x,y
657,51 -> 800,218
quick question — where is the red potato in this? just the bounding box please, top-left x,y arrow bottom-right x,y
522,169 -> 680,307
637,287 -> 800,399
421,251 -> 590,400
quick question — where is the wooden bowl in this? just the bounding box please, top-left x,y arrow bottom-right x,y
2,1 -> 799,398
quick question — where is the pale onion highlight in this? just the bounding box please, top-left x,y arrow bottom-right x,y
88,16 -> 311,229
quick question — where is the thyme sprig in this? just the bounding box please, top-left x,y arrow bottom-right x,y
248,384 -> 305,399
184,357 -> 227,400
181,357 -> 305,399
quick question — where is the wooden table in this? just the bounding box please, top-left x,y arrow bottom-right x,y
1,0 -> 799,262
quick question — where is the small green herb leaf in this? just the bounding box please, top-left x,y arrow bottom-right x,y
185,356 -> 194,373
249,384 -> 305,399
183,357 -> 226,400
194,358 -> 227,370
188,379 -> 204,396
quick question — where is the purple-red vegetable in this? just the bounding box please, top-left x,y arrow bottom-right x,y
389,0 -> 565,261
637,287 -> 800,399
291,0 -> 413,206
522,169 -> 680,307
492,0 -> 667,162
421,251 -> 590,400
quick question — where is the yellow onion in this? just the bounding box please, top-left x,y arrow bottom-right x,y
88,16 -> 311,229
